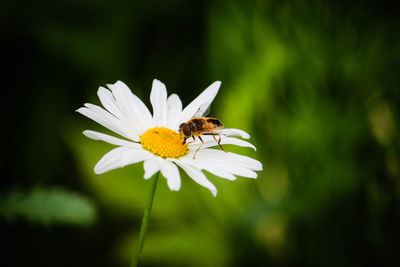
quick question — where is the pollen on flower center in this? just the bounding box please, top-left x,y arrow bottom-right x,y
140,127 -> 188,158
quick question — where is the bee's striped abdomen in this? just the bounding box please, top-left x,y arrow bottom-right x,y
206,118 -> 224,129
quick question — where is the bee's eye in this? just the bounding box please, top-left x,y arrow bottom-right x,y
180,124 -> 191,137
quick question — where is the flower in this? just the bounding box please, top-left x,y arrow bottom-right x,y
77,80 -> 262,196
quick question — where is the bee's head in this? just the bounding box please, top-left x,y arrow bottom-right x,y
179,123 -> 191,138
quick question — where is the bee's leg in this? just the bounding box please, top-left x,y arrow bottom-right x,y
187,136 -> 196,144
212,134 -> 226,152
182,137 -> 187,145
203,132 -> 227,152
193,136 -> 204,159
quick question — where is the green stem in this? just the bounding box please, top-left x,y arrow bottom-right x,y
130,172 -> 160,267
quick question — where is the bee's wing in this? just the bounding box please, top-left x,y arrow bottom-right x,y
193,102 -> 211,117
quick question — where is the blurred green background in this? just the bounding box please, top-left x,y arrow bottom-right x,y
2,0 -> 400,266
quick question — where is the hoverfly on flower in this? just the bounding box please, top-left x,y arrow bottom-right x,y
179,103 -> 226,159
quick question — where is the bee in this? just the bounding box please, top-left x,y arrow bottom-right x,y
179,103 -> 226,159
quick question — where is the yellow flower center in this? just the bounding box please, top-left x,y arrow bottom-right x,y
140,127 -> 188,158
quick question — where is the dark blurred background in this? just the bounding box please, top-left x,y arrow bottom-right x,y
1,0 -> 400,266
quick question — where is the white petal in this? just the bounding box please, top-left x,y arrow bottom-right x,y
83,130 -> 141,147
166,94 -> 183,130
204,169 -> 237,180
173,160 -> 217,196
178,155 -> 237,180
184,148 -> 262,178
94,147 -> 152,174
175,81 -> 221,127
97,87 -> 124,119
143,157 -> 163,179
77,105 -> 132,140
188,135 -> 256,150
197,148 -> 262,170
161,160 -> 181,191
186,157 -> 237,181
150,79 -> 168,127
97,87 -> 142,136
107,81 -> 153,133
218,128 -> 251,139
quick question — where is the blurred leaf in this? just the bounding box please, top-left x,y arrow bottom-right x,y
0,187 -> 97,226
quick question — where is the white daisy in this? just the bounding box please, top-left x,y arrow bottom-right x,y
77,79 -> 262,196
